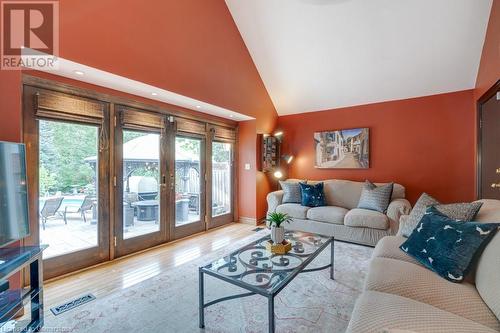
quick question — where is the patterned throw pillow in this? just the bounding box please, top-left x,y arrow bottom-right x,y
299,182 -> 326,207
279,180 -> 302,204
400,206 -> 500,283
357,180 -> 394,213
433,202 -> 483,221
399,193 -> 483,237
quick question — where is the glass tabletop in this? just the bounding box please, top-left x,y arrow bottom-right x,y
202,230 -> 332,295
0,245 -> 48,280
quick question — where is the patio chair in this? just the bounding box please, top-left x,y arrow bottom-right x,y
40,197 -> 64,230
63,196 -> 95,224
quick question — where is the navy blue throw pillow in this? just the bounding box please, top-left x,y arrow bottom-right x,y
299,182 -> 326,207
400,206 -> 500,283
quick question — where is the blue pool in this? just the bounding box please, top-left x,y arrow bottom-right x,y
39,197 -> 86,212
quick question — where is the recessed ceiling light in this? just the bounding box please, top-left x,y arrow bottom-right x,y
196,105 -> 201,109
74,70 -> 84,76
151,92 -> 158,96
229,114 -> 234,118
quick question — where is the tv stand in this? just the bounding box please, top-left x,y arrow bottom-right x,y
0,245 -> 47,332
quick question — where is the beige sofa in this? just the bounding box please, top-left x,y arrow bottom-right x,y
266,179 -> 411,246
347,199 -> 500,333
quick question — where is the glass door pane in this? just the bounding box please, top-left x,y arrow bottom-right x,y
39,120 -> 99,259
211,142 -> 232,217
175,137 -> 201,226
122,130 -> 161,239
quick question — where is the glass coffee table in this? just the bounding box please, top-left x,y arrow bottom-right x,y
199,230 -> 334,333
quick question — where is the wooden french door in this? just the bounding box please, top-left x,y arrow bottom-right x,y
23,76 -> 238,278
477,80 -> 500,200
23,86 -> 111,279
113,106 -> 170,257
208,135 -> 236,229
170,133 -> 206,239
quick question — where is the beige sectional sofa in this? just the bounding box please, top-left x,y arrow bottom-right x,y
347,199 -> 500,333
266,179 -> 411,246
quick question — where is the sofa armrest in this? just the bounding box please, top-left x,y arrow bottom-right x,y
396,214 -> 410,236
386,199 -> 412,234
267,190 -> 284,216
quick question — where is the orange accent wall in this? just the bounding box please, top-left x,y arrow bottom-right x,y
238,120 -> 257,219
57,0 -> 276,131
0,2 -> 277,225
475,0 -> 500,99
0,71 -> 22,142
238,119 -> 277,222
1,1 -> 277,129
277,90 -> 476,204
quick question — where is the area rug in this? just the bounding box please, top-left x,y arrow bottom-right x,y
43,231 -> 373,333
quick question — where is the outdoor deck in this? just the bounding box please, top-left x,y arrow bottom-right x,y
40,212 -> 200,259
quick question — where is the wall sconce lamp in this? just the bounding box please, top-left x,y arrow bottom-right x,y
282,154 -> 294,164
273,170 -> 283,180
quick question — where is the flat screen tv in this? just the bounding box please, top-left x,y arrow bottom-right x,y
0,141 -> 29,247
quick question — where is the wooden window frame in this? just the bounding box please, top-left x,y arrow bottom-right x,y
171,130 -> 207,239
476,79 -> 500,199
23,85 -> 111,279
208,124 -> 238,229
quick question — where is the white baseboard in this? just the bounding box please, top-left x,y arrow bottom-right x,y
239,216 -> 257,225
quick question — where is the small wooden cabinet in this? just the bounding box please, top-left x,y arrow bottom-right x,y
260,136 -> 280,172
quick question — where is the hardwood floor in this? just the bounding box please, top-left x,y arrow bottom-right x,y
44,223 -> 256,312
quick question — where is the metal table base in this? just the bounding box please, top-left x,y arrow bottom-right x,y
199,240 -> 334,333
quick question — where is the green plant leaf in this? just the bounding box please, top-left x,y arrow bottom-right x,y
266,212 -> 292,227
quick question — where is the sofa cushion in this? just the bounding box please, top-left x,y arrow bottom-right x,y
279,180 -> 302,204
344,208 -> 389,230
373,235 -> 476,284
364,257 -> 500,331
400,206 -> 500,283
276,203 -> 310,219
323,179 -> 405,209
399,193 -> 440,237
372,235 -> 422,266
346,290 -> 498,333
357,180 -> 394,213
299,182 -> 326,207
475,199 -> 500,322
399,193 -> 483,237
306,206 -> 348,225
434,202 -> 483,221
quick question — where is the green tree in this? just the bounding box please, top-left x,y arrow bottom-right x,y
39,120 -> 97,194
39,165 -> 57,195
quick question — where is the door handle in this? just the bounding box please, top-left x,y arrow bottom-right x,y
491,183 -> 500,188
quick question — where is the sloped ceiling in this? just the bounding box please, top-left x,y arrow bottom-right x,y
226,0 -> 493,115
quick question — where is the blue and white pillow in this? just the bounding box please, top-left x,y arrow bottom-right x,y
299,182 -> 326,207
400,206 -> 500,283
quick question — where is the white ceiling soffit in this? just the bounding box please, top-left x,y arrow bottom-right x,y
226,0 -> 493,115
23,50 -> 253,122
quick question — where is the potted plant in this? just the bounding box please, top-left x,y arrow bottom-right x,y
266,212 -> 292,244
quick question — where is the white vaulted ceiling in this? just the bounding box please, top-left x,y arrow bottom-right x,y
225,0 -> 493,115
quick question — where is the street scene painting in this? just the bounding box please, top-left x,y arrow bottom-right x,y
314,128 -> 369,169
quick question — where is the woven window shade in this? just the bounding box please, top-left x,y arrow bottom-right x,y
35,89 -> 105,124
118,105 -> 165,132
175,118 -> 206,135
212,125 -> 236,140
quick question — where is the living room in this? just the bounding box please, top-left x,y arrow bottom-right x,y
0,0 -> 499,332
